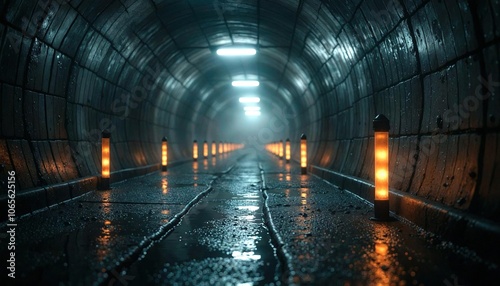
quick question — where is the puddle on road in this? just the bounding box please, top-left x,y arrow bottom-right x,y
126,165 -> 281,285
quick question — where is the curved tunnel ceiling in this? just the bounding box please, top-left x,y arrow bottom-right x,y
1,0 -> 500,227
81,0 -> 345,129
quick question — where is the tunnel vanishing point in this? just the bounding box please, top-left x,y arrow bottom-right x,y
1,0 -> 500,284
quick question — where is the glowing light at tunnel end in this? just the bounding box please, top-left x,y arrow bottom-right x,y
244,106 -> 261,111
245,111 -> 261,116
239,97 -> 260,103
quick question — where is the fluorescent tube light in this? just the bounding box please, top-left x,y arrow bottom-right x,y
244,106 -> 261,111
245,111 -> 261,116
239,97 -> 260,103
232,80 -> 260,87
217,48 -> 256,56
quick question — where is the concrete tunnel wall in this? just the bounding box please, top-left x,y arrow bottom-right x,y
0,0 -> 499,244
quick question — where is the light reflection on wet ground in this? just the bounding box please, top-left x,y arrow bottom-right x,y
0,153 -> 242,285
126,153 -> 281,285
260,153 -> 499,285
3,150 -> 498,285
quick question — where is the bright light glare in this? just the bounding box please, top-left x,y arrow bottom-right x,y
236,206 -> 260,211
232,80 -> 260,87
244,106 -> 261,111
232,250 -> 261,261
245,111 -> 261,116
217,48 -> 256,56
239,97 -> 260,103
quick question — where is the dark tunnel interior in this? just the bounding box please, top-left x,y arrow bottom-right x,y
1,0 -> 500,283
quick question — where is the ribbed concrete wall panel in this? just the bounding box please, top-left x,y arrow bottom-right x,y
1,0 -> 499,230
484,45 -> 500,128
478,134 -> 500,219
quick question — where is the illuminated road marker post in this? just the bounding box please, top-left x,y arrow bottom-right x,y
285,138 -> 291,163
203,140 -> 208,159
100,130 -> 111,190
301,134 -> 307,174
372,114 -> 391,221
162,137 -> 168,172
212,141 -> 217,156
193,140 -> 198,161
279,139 -> 284,159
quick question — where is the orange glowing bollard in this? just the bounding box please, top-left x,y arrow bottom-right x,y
203,140 -> 208,159
285,138 -> 291,162
279,140 -> 284,159
372,114 -> 391,221
161,137 -> 168,172
100,130 -> 111,190
193,140 -> 198,161
212,141 -> 217,156
300,134 -> 307,174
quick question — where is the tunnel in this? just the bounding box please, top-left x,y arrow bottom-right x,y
1,0 -> 500,284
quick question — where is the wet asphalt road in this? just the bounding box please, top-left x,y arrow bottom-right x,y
259,153 -> 499,285
126,152 -> 281,285
0,153 -> 244,285
1,148 -> 499,285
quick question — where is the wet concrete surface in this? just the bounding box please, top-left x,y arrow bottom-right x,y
126,152 -> 281,285
0,153 -> 242,285
1,149 -> 499,285
259,153 -> 499,285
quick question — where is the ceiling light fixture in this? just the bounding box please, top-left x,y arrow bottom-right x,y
245,111 -> 261,116
244,106 -> 261,111
232,80 -> 260,87
217,48 -> 257,56
239,97 -> 260,103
